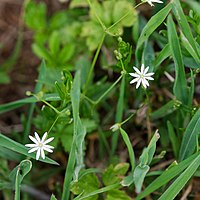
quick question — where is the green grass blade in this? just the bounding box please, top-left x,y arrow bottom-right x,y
167,15 -> 188,104
179,108 -> 200,161
136,3 -> 172,63
159,152 -> 200,200
0,93 -> 60,114
135,152 -> 199,200
120,128 -> 135,171
0,133 -> 58,165
172,0 -> 200,61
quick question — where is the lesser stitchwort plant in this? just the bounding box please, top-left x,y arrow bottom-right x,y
25,132 -> 54,160
129,64 -> 154,89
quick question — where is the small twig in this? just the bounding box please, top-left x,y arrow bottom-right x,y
180,182 -> 193,200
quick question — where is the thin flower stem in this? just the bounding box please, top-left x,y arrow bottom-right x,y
120,59 -> 126,72
94,74 -> 124,105
87,0 -> 106,30
106,2 -> 145,34
121,113 -> 136,126
41,99 -> 60,115
83,33 -> 106,94
48,115 -> 59,134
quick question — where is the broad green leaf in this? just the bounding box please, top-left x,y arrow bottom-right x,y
179,108 -> 200,161
106,189 -> 131,200
24,0 -> 47,31
49,31 -> 60,56
159,152 -> 200,200
136,3 -> 172,63
102,163 -> 129,186
135,152 -> 199,200
0,133 -> 58,165
167,15 -> 188,104
71,173 -> 100,200
184,0 -> 200,17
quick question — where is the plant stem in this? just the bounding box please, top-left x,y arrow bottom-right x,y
83,33 -> 106,94
48,115 -> 59,134
94,74 -> 124,105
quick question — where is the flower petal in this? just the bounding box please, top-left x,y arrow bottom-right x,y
41,132 -> 48,143
40,148 -> 45,159
28,147 -> 39,153
145,76 -> 154,80
25,144 -> 37,148
43,146 -> 53,153
143,66 -> 149,75
136,78 -> 142,89
130,77 -> 140,84
44,137 -> 54,145
145,72 -> 154,77
34,132 -> 41,143
129,73 -> 140,78
44,144 -> 54,149
29,135 -> 39,144
141,64 -> 145,74
36,149 -> 41,160
133,67 -> 141,75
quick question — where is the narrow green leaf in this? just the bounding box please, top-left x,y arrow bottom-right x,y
159,153 -> 200,200
73,183 -> 120,200
120,128 -> 135,171
167,121 -> 179,158
154,44 -> 170,71
0,133 -> 58,165
50,194 -> 57,200
172,0 -> 200,60
0,93 -> 60,114
151,100 -> 181,120
135,152 -> 199,200
136,3 -> 172,63
179,108 -> 200,161
62,70 -> 81,200
9,160 -> 32,200
167,15 -> 188,104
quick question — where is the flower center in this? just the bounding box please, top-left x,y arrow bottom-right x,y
38,143 -> 43,148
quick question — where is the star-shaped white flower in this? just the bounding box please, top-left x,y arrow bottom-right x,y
129,64 -> 154,89
142,0 -> 163,7
25,132 -> 54,160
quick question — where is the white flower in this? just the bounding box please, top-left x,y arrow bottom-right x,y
143,0 -> 163,7
129,64 -> 154,89
25,132 -> 54,160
